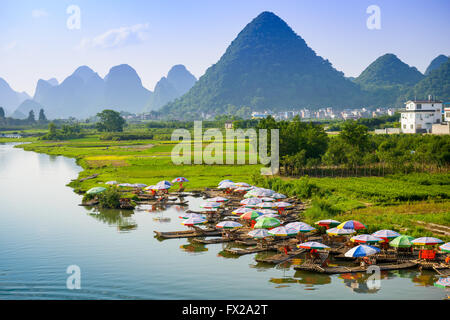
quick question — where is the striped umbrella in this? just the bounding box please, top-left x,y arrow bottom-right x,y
272,193 -> 286,200
235,186 -> 252,192
172,177 -> 189,183
240,197 -> 262,207
315,219 -> 341,228
434,277 -> 450,289
256,213 -> 281,220
411,237 -> 444,246
157,180 -> 173,187
216,221 -> 243,229
297,242 -> 330,250
327,227 -> 356,236
199,202 -> 222,209
439,242 -> 450,253
372,230 -> 401,240
268,226 -> 299,237
245,188 -> 274,198
219,179 -> 233,185
231,207 -> 254,215
337,220 -> 366,230
178,213 -> 204,219
351,234 -> 384,244
389,235 -> 415,248
285,222 -> 315,233
150,184 -> 170,190
275,202 -> 292,208
240,210 -> 263,221
182,216 -> 207,226
248,229 -> 271,239
344,245 -> 380,258
258,209 -> 278,215
254,217 -> 281,229
218,182 -> 236,189
86,187 -> 106,195
255,202 -> 278,209
207,196 -> 229,203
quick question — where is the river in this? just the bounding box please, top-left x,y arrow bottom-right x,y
0,143 -> 446,299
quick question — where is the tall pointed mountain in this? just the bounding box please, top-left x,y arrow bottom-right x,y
104,64 -> 152,113
0,78 -> 29,116
355,54 -> 424,87
425,54 -> 449,75
146,65 -> 196,111
161,11 -> 362,119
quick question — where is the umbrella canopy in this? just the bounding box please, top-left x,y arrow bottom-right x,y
274,202 -> 293,208
268,226 -> 299,237
297,242 -> 330,250
315,219 -> 341,227
327,227 -> 356,236
118,183 -> 133,187
199,202 -> 222,209
231,207 -> 254,215
240,210 -> 263,221
256,213 -> 281,220
105,181 -> 118,185
246,188 -> 274,198
439,242 -> 450,253
216,221 -> 243,229
131,183 -> 147,188
240,197 -> 262,207
351,234 -> 384,244
254,217 -> 281,229
235,182 -> 251,187
86,187 -> 106,195
372,230 -> 401,240
149,184 -> 170,190
285,222 -> 315,233
219,179 -> 233,185
248,229 -> 271,239
255,202 -> 278,209
272,193 -> 286,200
218,182 -> 237,189
411,237 -> 444,246
172,177 -> 189,183
235,186 -> 252,192
258,209 -> 278,215
182,216 -> 207,226
157,180 -> 173,187
179,213 -> 204,219
207,196 -> 229,203
260,197 -> 276,202
434,277 -> 450,289
389,235 -> 415,248
345,245 -> 380,258
337,220 -> 366,230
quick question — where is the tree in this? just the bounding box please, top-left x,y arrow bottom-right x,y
38,109 -> 47,122
96,109 -> 126,132
27,110 -> 35,123
0,106 -> 5,118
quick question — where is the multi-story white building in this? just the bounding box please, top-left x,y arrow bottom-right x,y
400,98 -> 442,133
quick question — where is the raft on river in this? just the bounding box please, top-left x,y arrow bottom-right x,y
153,229 -> 222,239
294,260 -> 418,274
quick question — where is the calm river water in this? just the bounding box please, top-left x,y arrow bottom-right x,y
0,143 -> 446,299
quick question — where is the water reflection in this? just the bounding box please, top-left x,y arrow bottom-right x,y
180,239 -> 208,254
84,206 -> 137,232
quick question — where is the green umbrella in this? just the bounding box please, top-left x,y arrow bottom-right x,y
389,235 -> 415,248
86,187 -> 106,195
254,217 -> 281,229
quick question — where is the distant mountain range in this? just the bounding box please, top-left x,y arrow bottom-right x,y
0,64 -> 196,119
0,11 -> 448,120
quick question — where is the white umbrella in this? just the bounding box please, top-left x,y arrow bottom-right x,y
199,202 -> 222,209
216,221 -> 243,229
240,197 -> 262,207
248,229 -> 271,239
345,245 -> 380,257
207,196 -> 229,203
285,222 -> 315,233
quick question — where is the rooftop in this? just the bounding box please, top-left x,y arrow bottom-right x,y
405,100 -> 443,104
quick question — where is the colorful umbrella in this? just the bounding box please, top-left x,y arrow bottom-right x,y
272,193 -> 286,200
344,245 -> 380,258
351,234 -> 384,244
255,202 -> 278,209
240,210 -> 263,221
231,207 -> 254,215
132,183 -> 147,188
285,222 -> 315,233
240,197 -> 262,207
258,209 -> 278,215
207,196 -> 229,203
274,202 -> 293,208
219,179 -> 233,185
411,237 -> 444,246
434,277 -> 450,289
218,182 -> 236,189
179,213 -> 204,219
337,220 -> 366,230
149,184 -> 170,190
199,202 -> 222,209
260,197 -> 276,202
86,187 -> 106,195
256,213 -> 281,220
372,230 -> 400,240
216,221 -> 243,229
439,242 -> 450,253
157,180 -> 173,187
248,229 -> 271,239
182,216 -> 207,226
297,242 -> 330,250
254,217 -> 281,229
315,219 -> 341,227
245,188 -> 274,198
235,182 -> 251,187
172,177 -> 189,183
389,235 -> 415,248
235,186 -> 252,192
268,226 -> 299,237
327,227 -> 356,236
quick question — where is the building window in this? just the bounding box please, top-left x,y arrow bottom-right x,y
416,104 -> 422,109
403,124 -> 406,129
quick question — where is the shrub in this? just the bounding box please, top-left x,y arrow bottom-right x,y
98,187 -> 121,209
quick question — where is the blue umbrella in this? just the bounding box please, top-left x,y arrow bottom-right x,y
344,245 -> 380,258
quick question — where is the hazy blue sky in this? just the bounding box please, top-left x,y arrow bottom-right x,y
1,0 -> 449,95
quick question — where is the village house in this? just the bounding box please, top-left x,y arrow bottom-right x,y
400,97 -> 442,133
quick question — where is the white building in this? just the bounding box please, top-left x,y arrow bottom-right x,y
400,98 -> 442,133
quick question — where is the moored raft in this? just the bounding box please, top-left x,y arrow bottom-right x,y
153,229 -> 222,239
294,260 -> 418,274
255,249 -> 306,264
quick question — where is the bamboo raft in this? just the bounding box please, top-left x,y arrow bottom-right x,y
294,261 -> 418,274
153,229 -> 222,239
255,249 -> 306,264
224,246 -> 279,256
192,237 -> 235,244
